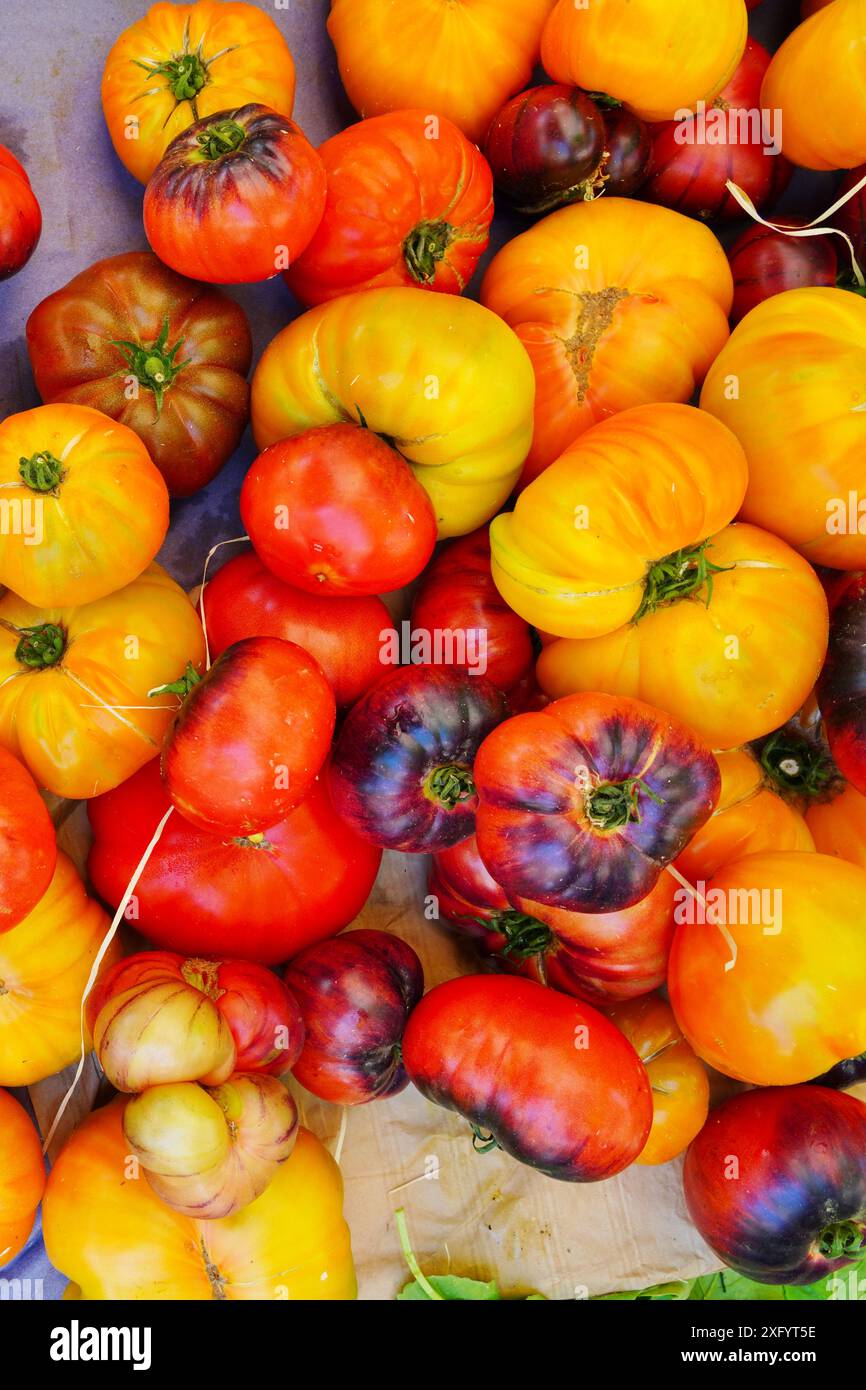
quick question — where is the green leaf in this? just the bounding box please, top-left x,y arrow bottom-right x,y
398,1274 -> 504,1301
595,1280 -> 691,1302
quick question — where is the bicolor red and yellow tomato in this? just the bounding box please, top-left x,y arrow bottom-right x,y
0,1089 -> 45,1268
606,996 -> 709,1167
0,144 -> 41,280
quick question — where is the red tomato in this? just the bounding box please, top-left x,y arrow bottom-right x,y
287,109 -> 493,304
0,145 -> 41,280
402,975 -> 652,1181
727,218 -> 838,325
240,423 -> 437,596
87,760 -> 381,966
644,39 -> 791,221
201,550 -> 393,708
202,959 -> 305,1076
409,529 -> 534,693
143,104 -> 325,284
0,747 -> 56,933
285,929 -> 424,1105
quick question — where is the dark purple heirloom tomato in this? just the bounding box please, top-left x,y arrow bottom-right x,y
599,105 -> 652,196
328,665 -> 508,852
817,574 -> 866,798
727,219 -> 837,326
473,692 -> 720,914
284,929 -> 424,1105
684,1086 -> 866,1285
483,84 -> 606,215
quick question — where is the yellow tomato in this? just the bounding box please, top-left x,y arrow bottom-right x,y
0,1088 -> 45,1267
0,404 -> 168,607
535,523 -> 828,750
251,287 -> 535,538
806,781 -> 866,869
102,0 -> 296,184
44,1099 -> 356,1300
701,288 -> 866,570
0,564 -> 205,798
0,853 -> 119,1086
606,996 -> 709,1167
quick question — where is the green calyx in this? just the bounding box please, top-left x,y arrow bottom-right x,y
470,1123 -> 501,1155
634,540 -> 733,622
586,775 -> 664,831
148,661 -> 202,700
756,727 -> 841,803
15,622 -> 65,669
18,451 -> 64,493
196,118 -> 246,160
425,762 -> 476,811
136,50 -> 208,102
403,220 -> 455,285
818,1219 -> 865,1261
487,910 -> 553,962
110,317 -> 186,413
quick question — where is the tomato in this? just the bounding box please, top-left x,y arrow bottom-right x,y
684,1086 -> 866,1285
489,402 -> 746,636
537,525 -> 829,752
0,403 -> 168,608
606,996 -> 709,1167
0,1089 -> 45,1268
403,975 -> 652,1181
162,636 -> 335,835
0,747 -> 56,933
0,852 -> 119,1086
329,666 -> 507,853
203,959 -> 304,1076
239,424 -> 437,597
87,759 -> 380,965
26,252 -> 252,497
474,692 -> 720,914
817,573 -> 866,794
250,287 -> 535,539
598,106 -> 653,197
143,104 -> 325,285
644,40 -> 791,221
287,110 -> 493,304
541,0 -> 747,123
327,0 -> 556,145
480,202 -> 732,485
201,550 -> 392,708
44,1099 -> 356,1300
669,851 -> 866,1086
409,529 -> 534,694
285,930 -> 424,1105
0,145 -> 41,280
483,86 -> 606,215
0,564 -> 205,799
761,0 -> 866,171
101,0 -> 296,184
702,288 -> 866,570
727,219 -> 838,326
428,833 -> 517,956
675,748 -> 814,883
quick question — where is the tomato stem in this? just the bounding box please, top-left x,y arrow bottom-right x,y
110,317 -> 186,414
403,220 -> 455,284
148,661 -> 202,700
487,910 -> 553,961
394,1207 -> 444,1301
754,727 -> 841,804
135,51 -> 209,103
18,451 -> 64,493
818,1219 -> 866,1261
14,622 -> 65,669
470,1123 -> 501,1155
425,762 -> 475,811
634,540 -> 733,622
585,776 -> 664,831
196,119 -> 246,160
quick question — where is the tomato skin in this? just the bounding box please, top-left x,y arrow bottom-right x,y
0,145 -> 41,280
727,220 -> 837,327
26,252 -> 252,498
817,575 -> 866,796
428,834 -> 514,955
484,85 -> 606,215
163,636 -> 336,836
606,996 -> 709,1166
329,667 -> 507,854
0,1088 -> 45,1268
410,529 -> 534,693
87,759 -> 381,965
144,105 -> 325,284
402,975 -> 652,1181
285,930 -> 424,1105
600,107 -> 652,197
644,40 -> 791,222
287,110 -> 493,304
684,1086 -> 866,1284
201,550 -> 392,708
474,693 -> 720,914
240,425 -> 437,597
0,747 -> 56,933
835,165 -> 866,270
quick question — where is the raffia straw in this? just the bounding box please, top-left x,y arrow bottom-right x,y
725,171 -> 866,287
197,534 -> 249,669
664,862 -> 738,973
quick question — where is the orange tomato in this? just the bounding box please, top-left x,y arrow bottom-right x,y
541,0 -> 747,123
327,0 -> 556,145
761,0 -> 866,170
0,853 -> 119,1086
806,781 -> 866,869
669,851 -> 866,1086
480,199 -> 732,483
702,288 -> 866,571
0,404 -> 168,608
0,564 -> 206,799
101,0 -> 296,184
605,996 -> 709,1166
0,1088 -> 45,1268
43,1098 -> 356,1300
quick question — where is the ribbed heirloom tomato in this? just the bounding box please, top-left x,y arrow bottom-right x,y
606,997 -> 709,1167
287,110 -> 493,303
0,145 -> 41,280
0,747 -> 55,932
0,1089 -> 44,1268
102,0 -> 297,183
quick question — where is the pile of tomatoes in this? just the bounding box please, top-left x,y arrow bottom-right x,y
2,0 -> 866,1302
